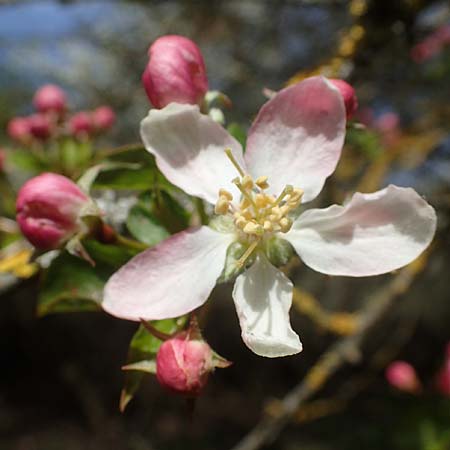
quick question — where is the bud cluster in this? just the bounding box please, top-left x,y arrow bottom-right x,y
6,84 -> 116,145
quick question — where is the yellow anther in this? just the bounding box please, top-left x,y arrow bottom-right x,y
279,217 -> 293,233
263,221 -> 273,232
241,175 -> 254,190
280,204 -> 291,216
235,216 -> 247,229
270,206 -> 283,221
241,209 -> 253,220
240,197 -> 251,210
215,196 -> 230,215
291,188 -> 304,202
219,189 -> 233,201
255,193 -> 268,208
255,176 -> 269,190
243,222 -> 263,236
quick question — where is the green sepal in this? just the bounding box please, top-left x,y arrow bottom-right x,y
217,240 -> 254,283
263,236 -> 294,267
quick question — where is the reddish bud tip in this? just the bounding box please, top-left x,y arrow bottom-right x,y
386,361 -> 421,394
16,173 -> 90,250
7,117 -> 32,143
156,334 -> 214,396
92,106 -> 116,131
330,79 -> 358,119
0,149 -> 6,172
28,113 -> 53,140
33,84 -> 67,115
142,35 -> 208,109
69,111 -> 93,137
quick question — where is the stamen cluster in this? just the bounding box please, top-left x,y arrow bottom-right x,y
215,149 -> 303,238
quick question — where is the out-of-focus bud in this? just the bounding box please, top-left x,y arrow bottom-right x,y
16,173 -> 91,250
142,35 -> 208,109
156,333 -> 230,396
69,112 -> 93,137
28,114 -> 53,140
0,149 -> 6,172
33,84 -> 67,115
330,79 -> 358,119
92,106 -> 116,131
386,361 -> 421,394
435,343 -> 450,396
7,117 -> 32,143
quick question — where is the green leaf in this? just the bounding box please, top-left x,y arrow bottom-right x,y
227,122 -> 247,149
82,239 -> 141,267
38,252 -> 113,316
8,149 -> 47,173
120,317 -> 187,412
77,161 -> 141,193
92,166 -> 155,190
126,204 -> 170,246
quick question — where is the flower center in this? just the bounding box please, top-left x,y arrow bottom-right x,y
214,148 -> 303,268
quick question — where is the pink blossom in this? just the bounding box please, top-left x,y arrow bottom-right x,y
142,35 -> 208,109
7,117 -> 32,143
16,173 -> 90,250
156,334 -> 213,396
330,79 -> 358,119
386,361 -> 421,393
33,84 -> 67,115
92,106 -> 116,131
103,76 -> 436,358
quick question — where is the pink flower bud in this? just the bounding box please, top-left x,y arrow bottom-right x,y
7,117 -> 32,143
69,112 -> 93,137
142,35 -> 208,109
92,106 -> 116,131
156,334 -> 214,396
0,149 -> 5,172
330,79 -> 358,119
28,114 -> 53,140
16,173 -> 90,250
33,84 -> 67,115
386,361 -> 421,393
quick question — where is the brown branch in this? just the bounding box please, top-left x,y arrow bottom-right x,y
230,251 -> 430,450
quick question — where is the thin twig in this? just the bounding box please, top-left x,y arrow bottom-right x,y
230,251 -> 430,450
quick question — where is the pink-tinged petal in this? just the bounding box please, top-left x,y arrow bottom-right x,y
140,103 -> 245,205
103,226 -> 233,321
285,185 -> 436,276
232,254 -> 302,358
245,76 -> 346,202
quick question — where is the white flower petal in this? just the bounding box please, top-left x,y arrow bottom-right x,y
285,185 -> 436,276
232,254 -> 302,358
102,226 -> 234,320
245,76 -> 346,202
140,103 -> 245,205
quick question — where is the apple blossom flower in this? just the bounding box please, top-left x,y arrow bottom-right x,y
16,173 -> 91,250
330,79 -> 358,119
7,117 -> 32,143
92,106 -> 116,131
33,84 -> 67,115
386,361 -> 421,393
142,35 -> 208,109
103,76 -> 436,358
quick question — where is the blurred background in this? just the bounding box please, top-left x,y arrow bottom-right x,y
0,0 -> 450,449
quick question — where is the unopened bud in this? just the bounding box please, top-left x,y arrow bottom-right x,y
7,117 -> 32,143
28,114 -> 53,140
156,334 -> 216,396
69,112 -> 93,137
16,173 -> 91,250
142,35 -> 208,109
0,149 -> 5,172
330,79 -> 358,119
92,106 -> 116,131
385,361 -> 421,394
33,84 -> 67,115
